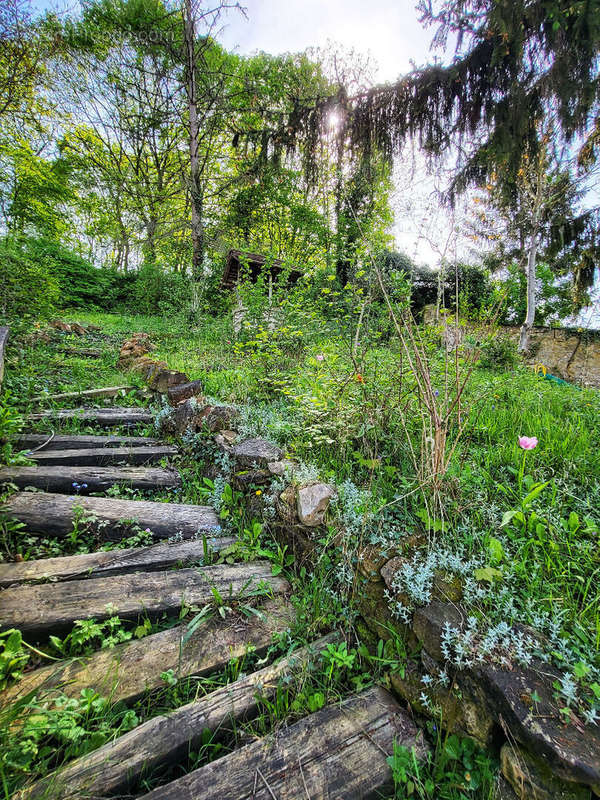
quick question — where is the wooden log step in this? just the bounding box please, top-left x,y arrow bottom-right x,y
28,444 -> 177,466
27,407 -> 153,427
0,536 -> 236,589
3,492 -> 218,541
139,686 -> 428,800
0,465 -> 181,494
21,635 -> 336,800
2,597 -> 293,709
31,385 -> 131,403
0,561 -> 287,637
14,433 -> 161,451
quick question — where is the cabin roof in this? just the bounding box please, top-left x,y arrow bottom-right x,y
222,249 -> 303,289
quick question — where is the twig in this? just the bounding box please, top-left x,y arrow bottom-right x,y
298,755 -> 311,799
256,766 -> 278,800
24,430 -> 55,455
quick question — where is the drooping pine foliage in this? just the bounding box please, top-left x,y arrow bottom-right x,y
290,0 -> 600,197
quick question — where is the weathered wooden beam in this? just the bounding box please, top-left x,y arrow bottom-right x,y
13,433 -> 162,451
0,465 -> 181,495
27,407 -> 154,427
31,385 -> 131,403
28,444 -> 177,466
3,491 -> 218,541
0,326 -> 8,390
21,635 -> 336,800
138,686 -> 428,800
0,536 -> 236,588
2,597 -> 293,709
0,561 -> 287,637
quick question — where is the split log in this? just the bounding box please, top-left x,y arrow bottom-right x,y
28,407 -> 153,427
2,597 -> 292,708
31,386 -> 131,403
21,635 -> 336,799
0,465 -> 182,494
28,444 -> 177,466
167,379 -> 203,406
27,407 -> 154,427
3,491 -> 219,540
13,434 -> 162,451
139,686 -> 428,800
0,561 -> 287,637
0,536 -> 236,588
0,326 -> 8,390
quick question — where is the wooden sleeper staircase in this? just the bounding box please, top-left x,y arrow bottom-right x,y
1,403 -> 426,799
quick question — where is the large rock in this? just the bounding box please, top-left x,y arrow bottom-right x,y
390,658 -> 496,746
501,744 -> 591,800
478,658 -> 600,791
296,482 -> 336,527
167,380 -> 203,406
410,601 -> 600,793
412,600 -> 464,663
232,437 -> 282,468
150,369 -> 189,394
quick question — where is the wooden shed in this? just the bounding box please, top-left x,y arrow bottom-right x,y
221,249 -> 303,291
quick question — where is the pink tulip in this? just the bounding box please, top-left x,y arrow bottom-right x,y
518,436 -> 538,450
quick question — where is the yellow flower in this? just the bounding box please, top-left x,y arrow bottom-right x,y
255,490 -> 262,496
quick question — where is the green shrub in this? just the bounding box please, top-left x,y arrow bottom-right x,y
21,237 -> 112,310
0,238 -> 59,322
478,334 -> 519,370
133,263 -> 192,315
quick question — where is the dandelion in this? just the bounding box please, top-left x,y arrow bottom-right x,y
255,489 -> 262,496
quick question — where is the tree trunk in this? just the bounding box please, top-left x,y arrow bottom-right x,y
183,0 -> 204,278
519,233 -> 538,352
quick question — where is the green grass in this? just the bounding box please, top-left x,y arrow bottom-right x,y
1,307 -> 599,797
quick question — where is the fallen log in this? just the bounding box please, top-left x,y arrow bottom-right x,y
31,385 -> 131,403
4,491 -> 218,540
13,433 -> 161,451
29,444 -> 177,466
1,597 -> 293,707
0,326 -> 8,390
0,535 -> 235,588
27,407 -> 154,427
20,635 -> 336,799
0,465 -> 182,494
0,560 -> 287,637
139,686 -> 428,800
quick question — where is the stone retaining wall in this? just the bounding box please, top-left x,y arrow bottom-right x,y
422,306 -> 600,387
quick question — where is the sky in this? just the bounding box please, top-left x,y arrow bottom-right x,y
216,0 -> 433,83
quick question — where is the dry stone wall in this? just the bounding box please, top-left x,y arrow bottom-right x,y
422,305 -> 600,387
